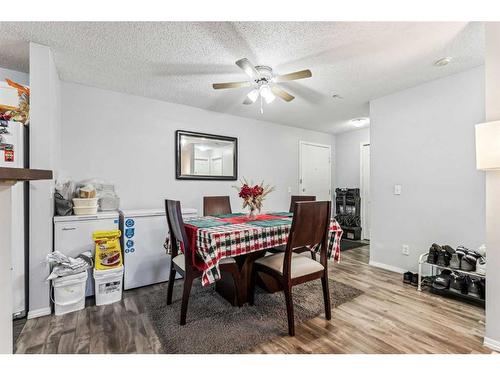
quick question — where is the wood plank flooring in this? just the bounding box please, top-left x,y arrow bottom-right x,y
15,246 -> 492,354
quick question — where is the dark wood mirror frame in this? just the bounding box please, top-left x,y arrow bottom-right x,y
175,130 -> 238,181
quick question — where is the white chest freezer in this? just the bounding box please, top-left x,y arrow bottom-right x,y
54,211 -> 120,296
119,207 -> 197,290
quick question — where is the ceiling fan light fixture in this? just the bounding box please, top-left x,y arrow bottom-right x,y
260,84 -> 275,104
246,89 -> 259,103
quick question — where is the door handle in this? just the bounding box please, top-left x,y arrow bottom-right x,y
62,227 -> 77,231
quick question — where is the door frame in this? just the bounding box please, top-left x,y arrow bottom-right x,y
359,142 -> 370,240
298,141 -> 332,198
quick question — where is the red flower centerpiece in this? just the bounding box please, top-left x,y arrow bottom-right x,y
234,179 -> 274,220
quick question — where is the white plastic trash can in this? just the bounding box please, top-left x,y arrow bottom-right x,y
94,265 -> 124,306
52,271 -> 88,316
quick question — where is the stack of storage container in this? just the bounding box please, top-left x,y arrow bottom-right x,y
92,230 -> 124,306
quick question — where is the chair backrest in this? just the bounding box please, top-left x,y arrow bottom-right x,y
283,201 -> 331,277
165,199 -> 194,268
289,195 -> 316,213
203,196 -> 232,216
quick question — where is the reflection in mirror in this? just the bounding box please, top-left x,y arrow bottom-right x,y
176,131 -> 237,180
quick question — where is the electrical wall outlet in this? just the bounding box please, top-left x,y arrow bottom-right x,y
287,187 -> 292,193
402,245 -> 410,256
394,184 -> 402,195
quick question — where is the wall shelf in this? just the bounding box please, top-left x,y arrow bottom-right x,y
0,167 -> 53,183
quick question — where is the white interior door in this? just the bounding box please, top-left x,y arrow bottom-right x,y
361,143 -> 371,240
299,142 -> 331,201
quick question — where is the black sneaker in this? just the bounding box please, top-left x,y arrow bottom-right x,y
432,270 -> 452,290
449,273 -> 467,294
443,245 -> 456,255
403,271 -> 413,284
466,276 -> 482,299
411,273 -> 419,286
436,246 -> 451,267
479,278 -> 486,299
427,244 -> 440,264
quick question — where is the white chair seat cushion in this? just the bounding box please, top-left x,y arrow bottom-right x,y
172,253 -> 236,271
254,252 -> 324,278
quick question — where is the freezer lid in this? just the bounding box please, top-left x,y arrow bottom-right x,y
119,207 -> 197,218
54,211 -> 119,223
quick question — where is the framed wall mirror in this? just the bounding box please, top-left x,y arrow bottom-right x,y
176,130 -> 238,180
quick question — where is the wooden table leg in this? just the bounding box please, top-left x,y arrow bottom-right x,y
215,250 -> 266,306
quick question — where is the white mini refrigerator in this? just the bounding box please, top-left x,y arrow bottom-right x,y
0,120 -> 25,317
119,208 -> 197,290
54,212 -> 120,296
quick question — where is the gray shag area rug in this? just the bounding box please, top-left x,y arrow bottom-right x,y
143,278 -> 363,354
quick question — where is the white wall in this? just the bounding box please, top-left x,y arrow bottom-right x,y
335,127 -> 370,189
0,67 -> 29,86
484,23 -> 500,351
60,82 -> 335,215
369,66 -> 485,272
28,43 -> 61,317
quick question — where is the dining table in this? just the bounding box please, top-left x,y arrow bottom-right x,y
166,211 -> 343,306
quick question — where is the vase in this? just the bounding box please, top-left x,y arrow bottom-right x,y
247,207 -> 257,220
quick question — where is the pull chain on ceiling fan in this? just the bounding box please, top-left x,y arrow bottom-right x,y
212,58 -> 312,111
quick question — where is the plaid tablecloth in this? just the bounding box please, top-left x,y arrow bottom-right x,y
167,212 -> 343,286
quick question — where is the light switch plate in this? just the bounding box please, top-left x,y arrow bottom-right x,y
394,184 -> 402,195
402,245 -> 410,256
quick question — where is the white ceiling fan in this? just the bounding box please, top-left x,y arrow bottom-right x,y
212,58 -> 312,112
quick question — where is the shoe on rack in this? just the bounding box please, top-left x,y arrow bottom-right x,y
442,245 -> 456,255
449,253 -> 461,269
461,253 -> 478,272
449,273 -> 467,294
476,257 -> 486,276
436,247 -> 451,267
479,278 -> 486,299
403,271 -> 413,284
455,247 -> 467,260
427,243 -> 440,264
411,273 -> 419,286
466,276 -> 482,299
432,270 -> 452,290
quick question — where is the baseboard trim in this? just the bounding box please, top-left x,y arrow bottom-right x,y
484,337 -> 500,352
368,260 -> 407,274
27,307 -> 51,319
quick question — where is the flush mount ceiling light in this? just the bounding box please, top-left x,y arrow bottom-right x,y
350,117 -> 370,128
434,57 -> 453,67
212,58 -> 312,114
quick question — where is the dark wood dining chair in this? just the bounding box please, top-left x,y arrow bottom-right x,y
289,195 -> 316,213
165,199 -> 242,325
268,195 -> 319,258
249,200 -> 332,336
203,196 -> 232,216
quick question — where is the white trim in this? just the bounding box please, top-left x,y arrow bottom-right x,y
369,260 -> 406,274
27,307 -> 51,320
360,142 -> 370,240
298,141 -> 332,199
484,337 -> 500,352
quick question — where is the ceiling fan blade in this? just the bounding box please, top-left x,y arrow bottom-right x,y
235,58 -> 259,79
212,81 -> 252,90
271,86 -> 295,102
274,69 -> 312,82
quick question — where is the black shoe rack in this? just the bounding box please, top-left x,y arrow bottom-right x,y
335,188 -> 362,240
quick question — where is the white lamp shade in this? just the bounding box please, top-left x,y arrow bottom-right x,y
475,121 -> 500,170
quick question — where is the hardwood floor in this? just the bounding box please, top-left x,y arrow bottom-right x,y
15,246 -> 492,354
